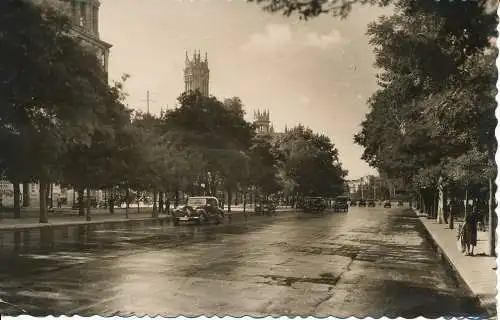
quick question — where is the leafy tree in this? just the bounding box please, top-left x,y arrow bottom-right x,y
164,91 -> 255,210
0,0 -> 111,222
248,135 -> 282,197
277,125 -> 347,201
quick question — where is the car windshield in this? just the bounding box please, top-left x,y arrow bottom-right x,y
187,198 -> 207,206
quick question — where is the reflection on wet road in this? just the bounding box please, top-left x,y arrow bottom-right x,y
0,208 -> 485,317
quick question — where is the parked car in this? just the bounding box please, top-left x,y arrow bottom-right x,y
384,200 -> 392,208
333,196 -> 349,213
303,197 -> 327,213
350,200 -> 357,207
172,196 -> 224,225
358,199 -> 367,207
255,199 -> 277,215
397,200 -> 404,207
367,199 -> 376,207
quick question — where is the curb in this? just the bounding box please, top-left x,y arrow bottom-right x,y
412,208 -> 494,318
0,208 -> 297,232
0,216 -> 172,232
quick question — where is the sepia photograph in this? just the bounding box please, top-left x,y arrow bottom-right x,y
0,0 -> 498,318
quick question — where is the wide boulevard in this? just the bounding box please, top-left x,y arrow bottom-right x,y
0,206 -> 485,317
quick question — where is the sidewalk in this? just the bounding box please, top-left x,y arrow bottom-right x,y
0,205 -> 295,231
415,209 -> 497,318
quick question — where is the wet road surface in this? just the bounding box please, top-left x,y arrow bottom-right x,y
0,207 -> 485,317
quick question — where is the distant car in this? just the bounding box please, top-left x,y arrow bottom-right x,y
358,199 -> 367,207
367,199 -> 376,207
303,197 -> 327,213
350,200 -> 357,207
384,200 -> 392,208
255,200 -> 276,215
397,200 -> 404,207
333,196 -> 349,213
172,196 -> 224,225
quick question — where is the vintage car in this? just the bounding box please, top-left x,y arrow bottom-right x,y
367,199 -> 376,207
172,196 -> 224,225
384,200 -> 392,208
350,200 -> 357,207
333,196 -> 349,213
255,199 -> 277,215
358,199 -> 367,207
397,200 -> 404,207
302,197 -> 327,213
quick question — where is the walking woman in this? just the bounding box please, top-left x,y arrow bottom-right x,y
462,205 -> 480,256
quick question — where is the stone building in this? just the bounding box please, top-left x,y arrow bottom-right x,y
253,109 -> 274,135
184,50 -> 210,96
67,0 -> 112,73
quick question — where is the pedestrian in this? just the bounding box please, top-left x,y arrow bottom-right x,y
461,204 -> 480,256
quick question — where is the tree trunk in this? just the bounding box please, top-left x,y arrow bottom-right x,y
488,177 -> 496,256
125,187 -> 130,218
137,193 -> 140,213
227,188 -> 232,213
49,183 -> 53,209
165,197 -> 170,215
158,192 -> 164,213
22,182 -> 30,207
436,178 -> 445,224
243,190 -> 247,214
39,180 -> 48,223
464,186 -> 469,220
13,181 -> 21,218
85,188 -> 91,221
174,188 -> 180,207
153,190 -> 158,214
108,189 -> 115,214
77,187 -> 85,216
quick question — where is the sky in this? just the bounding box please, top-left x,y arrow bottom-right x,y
99,0 -> 393,180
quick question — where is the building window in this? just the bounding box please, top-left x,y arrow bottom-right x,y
79,2 -> 86,27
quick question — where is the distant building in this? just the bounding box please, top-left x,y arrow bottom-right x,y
184,50 -> 210,96
253,109 -> 274,135
347,179 -> 363,195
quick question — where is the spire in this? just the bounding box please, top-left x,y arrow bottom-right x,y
204,51 -> 208,63
185,50 -> 189,63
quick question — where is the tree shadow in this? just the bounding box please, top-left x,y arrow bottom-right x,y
378,279 -> 487,318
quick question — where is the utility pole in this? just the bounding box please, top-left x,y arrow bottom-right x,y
146,90 -> 150,114
140,90 -> 157,115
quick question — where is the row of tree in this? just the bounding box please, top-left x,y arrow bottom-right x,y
248,0 -> 497,255
352,1 -> 497,253
0,0 -> 348,222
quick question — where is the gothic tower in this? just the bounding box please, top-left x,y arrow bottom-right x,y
184,50 -> 210,96
253,109 -> 273,134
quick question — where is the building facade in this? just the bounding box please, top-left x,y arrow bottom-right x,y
184,50 -> 210,96
66,0 -> 112,72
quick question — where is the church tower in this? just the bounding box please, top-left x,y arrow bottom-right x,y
253,109 -> 273,134
66,0 -> 112,72
184,50 -> 210,96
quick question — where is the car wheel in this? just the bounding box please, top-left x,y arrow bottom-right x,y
200,213 -> 207,223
